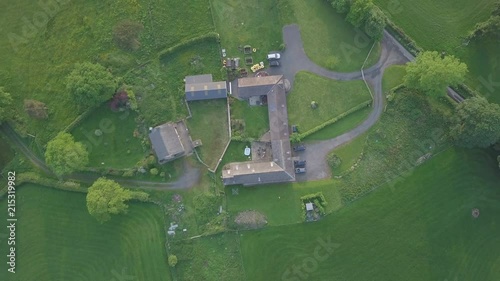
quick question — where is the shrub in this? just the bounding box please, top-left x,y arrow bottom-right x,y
150,168 -> 159,176
113,20 -> 144,51
24,99 -> 48,119
168,255 -> 178,267
327,153 -> 342,169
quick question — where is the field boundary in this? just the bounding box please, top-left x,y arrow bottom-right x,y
299,100 -> 372,139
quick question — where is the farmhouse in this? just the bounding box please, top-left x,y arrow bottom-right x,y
222,75 -> 295,186
185,74 -> 227,101
149,121 -> 198,164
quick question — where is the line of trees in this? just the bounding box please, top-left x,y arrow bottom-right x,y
327,0 -> 386,40
467,1 -> 500,41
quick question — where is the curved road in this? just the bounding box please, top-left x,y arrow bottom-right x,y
272,25 -> 413,181
2,25 -> 441,186
0,123 -> 200,190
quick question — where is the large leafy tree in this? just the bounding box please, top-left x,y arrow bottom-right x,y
404,51 -> 467,96
450,97 -> 500,148
66,62 -> 117,109
86,178 -> 145,223
0,87 -> 13,123
45,132 -> 89,176
364,7 -> 386,40
330,0 -> 351,14
346,0 -> 374,27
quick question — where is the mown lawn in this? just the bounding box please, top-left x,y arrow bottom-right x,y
71,104 -> 145,169
229,98 -> 269,139
226,180 -> 343,226
241,148 -> 500,281
287,0 -> 380,72
0,184 -> 172,281
288,72 -> 371,133
187,99 -> 230,170
0,0 -> 214,144
374,0 -> 500,103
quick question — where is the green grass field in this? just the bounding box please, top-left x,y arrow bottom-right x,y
287,0 -> 380,72
187,99 -> 230,169
71,105 -> 145,169
374,0 -> 500,103
211,0 -> 283,64
288,72 -> 371,132
0,0 -> 215,144
240,148 -> 500,281
0,184 -> 171,281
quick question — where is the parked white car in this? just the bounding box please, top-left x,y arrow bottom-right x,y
267,52 -> 281,60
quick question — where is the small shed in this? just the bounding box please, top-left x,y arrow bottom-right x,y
305,202 -> 314,211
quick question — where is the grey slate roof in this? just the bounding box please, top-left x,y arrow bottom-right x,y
185,74 -> 228,101
235,76 -> 283,99
149,123 -> 185,162
185,74 -> 213,84
222,75 -> 295,186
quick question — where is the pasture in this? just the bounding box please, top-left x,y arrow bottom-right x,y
374,0 -> 500,103
0,184 -> 171,281
287,72 -> 371,133
240,149 -> 500,281
0,136 -> 14,171
0,0 -> 215,144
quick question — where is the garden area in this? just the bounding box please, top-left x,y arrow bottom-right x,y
225,180 -> 343,226
127,38 -> 223,126
0,184 -> 172,281
229,98 -> 269,139
287,72 -> 372,134
71,104 -> 146,169
187,99 -> 230,170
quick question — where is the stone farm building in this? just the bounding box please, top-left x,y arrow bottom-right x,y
149,121 -> 199,164
222,75 -> 295,186
184,74 -> 227,101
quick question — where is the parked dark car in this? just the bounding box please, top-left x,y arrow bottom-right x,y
269,60 -> 280,67
295,167 -> 306,174
293,144 -> 306,152
294,160 -> 306,168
